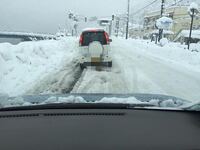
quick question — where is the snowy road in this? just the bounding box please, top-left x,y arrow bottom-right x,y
1,37 -> 200,102
116,41 -> 200,102
71,38 -> 200,102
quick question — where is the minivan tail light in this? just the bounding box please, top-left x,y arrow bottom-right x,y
79,34 -> 83,45
104,32 -> 109,44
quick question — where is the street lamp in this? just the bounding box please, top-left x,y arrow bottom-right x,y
187,3 -> 199,50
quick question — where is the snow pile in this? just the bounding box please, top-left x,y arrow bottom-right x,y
0,37 -> 78,96
190,43 -> 200,52
159,99 -> 181,107
0,96 -> 32,108
181,101 -> 200,111
188,2 -> 199,15
189,2 -> 199,10
42,96 -> 87,104
160,38 -> 169,47
95,97 -> 144,104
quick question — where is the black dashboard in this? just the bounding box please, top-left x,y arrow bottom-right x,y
0,108 -> 199,150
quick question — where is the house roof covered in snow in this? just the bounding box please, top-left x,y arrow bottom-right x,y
174,30 -> 200,41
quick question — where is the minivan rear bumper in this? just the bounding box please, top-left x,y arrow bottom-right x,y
81,61 -> 112,68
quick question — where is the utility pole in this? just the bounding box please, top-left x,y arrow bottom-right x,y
109,15 -> 114,36
116,17 -> 120,37
161,0 -> 165,16
126,0 -> 130,39
158,0 -> 165,42
109,21 -> 112,36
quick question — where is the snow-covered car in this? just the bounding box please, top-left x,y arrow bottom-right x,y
79,28 -> 112,69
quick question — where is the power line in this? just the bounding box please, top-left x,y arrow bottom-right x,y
131,0 -> 160,16
131,0 -> 186,17
165,0 -> 185,9
101,0 -> 160,19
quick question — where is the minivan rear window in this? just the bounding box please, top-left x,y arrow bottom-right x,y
82,31 -> 107,46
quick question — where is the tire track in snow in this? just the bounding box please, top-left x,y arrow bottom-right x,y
70,68 -> 116,93
70,61 -> 136,94
27,59 -> 83,95
26,37 -> 86,95
70,69 -> 88,93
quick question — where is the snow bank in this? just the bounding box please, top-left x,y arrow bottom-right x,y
160,38 -> 169,47
0,37 -> 78,96
127,38 -> 200,72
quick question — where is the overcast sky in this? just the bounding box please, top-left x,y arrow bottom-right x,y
0,0 -> 176,33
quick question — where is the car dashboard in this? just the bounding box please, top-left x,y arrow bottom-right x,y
0,108 -> 200,150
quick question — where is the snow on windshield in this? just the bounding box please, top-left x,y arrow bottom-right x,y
0,95 -> 189,109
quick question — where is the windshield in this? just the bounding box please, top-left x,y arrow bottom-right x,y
0,0 -> 200,111
81,31 -> 107,46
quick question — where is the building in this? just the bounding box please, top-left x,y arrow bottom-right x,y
129,24 -> 144,39
143,5 -> 200,41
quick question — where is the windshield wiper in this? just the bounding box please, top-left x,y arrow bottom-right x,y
0,103 -> 156,111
